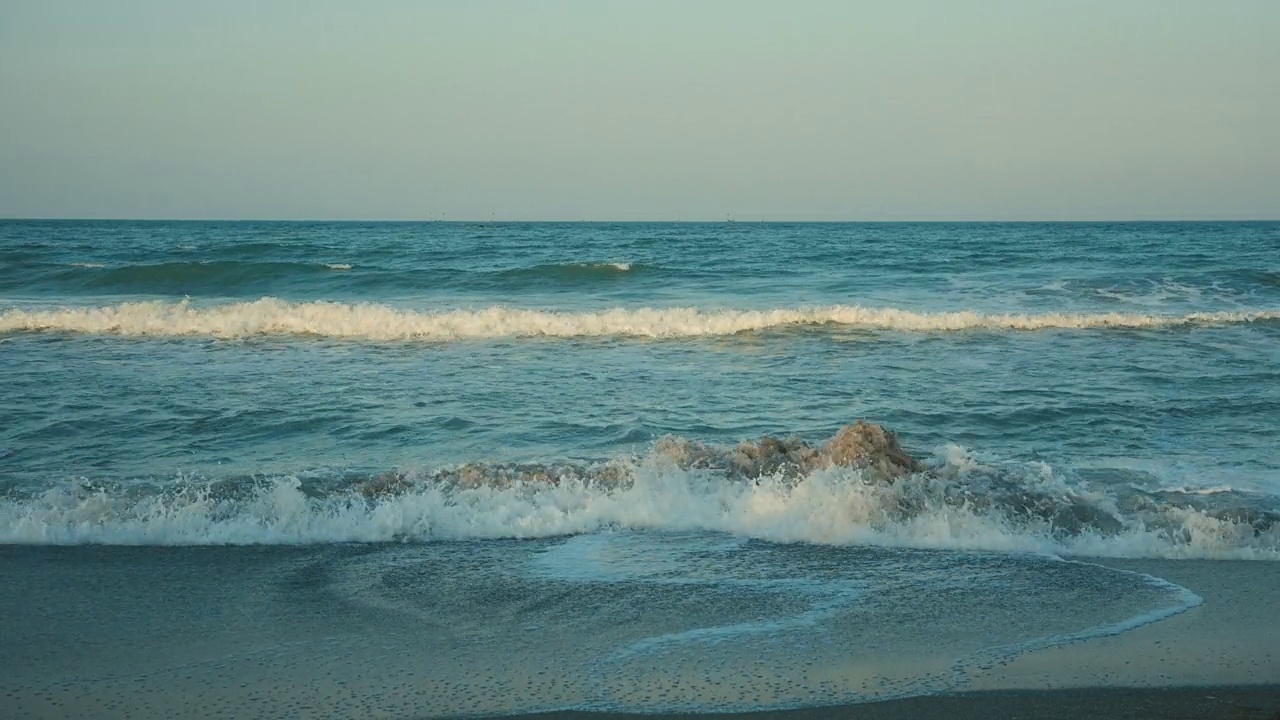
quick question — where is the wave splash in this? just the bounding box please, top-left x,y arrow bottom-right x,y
3,424 -> 1276,557
3,298 -> 1277,341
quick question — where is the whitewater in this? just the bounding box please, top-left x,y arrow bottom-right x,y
4,435 -> 1276,559
4,297 -> 1278,341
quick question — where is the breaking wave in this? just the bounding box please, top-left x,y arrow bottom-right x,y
2,298 -> 1277,341
3,426 -> 1277,558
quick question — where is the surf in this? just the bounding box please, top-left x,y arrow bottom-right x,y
3,424 -> 1276,557
3,297 -> 1277,341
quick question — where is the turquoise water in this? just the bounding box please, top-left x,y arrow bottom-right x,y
3,221 -> 1278,533
1,220 -> 1277,713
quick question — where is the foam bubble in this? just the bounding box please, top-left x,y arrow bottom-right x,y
2,298 -> 1276,342
3,452 -> 1276,558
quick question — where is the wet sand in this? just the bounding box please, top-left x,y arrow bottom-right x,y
1,549 -> 1276,719
491,686 -> 1280,720
966,559 -> 1280,691
499,558 -> 1280,720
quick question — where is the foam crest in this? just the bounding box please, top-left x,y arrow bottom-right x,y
2,298 -> 1276,341
3,429 -> 1277,558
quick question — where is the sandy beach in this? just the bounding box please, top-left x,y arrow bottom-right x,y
2,548 -> 1276,719
493,687 -> 1280,720
967,559 -> 1279,691
480,558 -> 1280,720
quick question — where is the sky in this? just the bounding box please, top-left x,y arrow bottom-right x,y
1,0 -> 1277,221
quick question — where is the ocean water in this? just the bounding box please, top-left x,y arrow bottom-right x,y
2,220 -> 1278,714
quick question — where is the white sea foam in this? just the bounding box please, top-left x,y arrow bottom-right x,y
324,263 -> 353,270
1155,485 -> 1243,496
567,261 -> 631,271
67,262 -> 106,268
2,298 -> 1276,341
3,459 -> 1276,558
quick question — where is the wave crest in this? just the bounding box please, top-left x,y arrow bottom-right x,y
3,298 -> 1276,341
3,424 -> 1277,558
51,261 -> 345,293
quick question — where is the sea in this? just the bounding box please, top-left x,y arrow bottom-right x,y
1,220 -> 1278,715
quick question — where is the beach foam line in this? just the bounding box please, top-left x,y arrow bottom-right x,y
1,298 -> 1277,341
2,433 -> 1277,557
3,464 -> 1277,557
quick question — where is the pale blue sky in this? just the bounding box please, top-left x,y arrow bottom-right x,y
1,0 -> 1277,220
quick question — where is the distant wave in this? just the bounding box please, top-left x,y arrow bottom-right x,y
1,298 -> 1277,341
575,261 -> 631,271
492,261 -> 641,283
2,426 -> 1276,557
11,260 -> 644,295
47,261 -> 353,293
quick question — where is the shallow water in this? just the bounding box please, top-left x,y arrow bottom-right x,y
0,542 -> 1198,717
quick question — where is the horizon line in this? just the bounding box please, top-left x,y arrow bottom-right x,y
3,217 -> 1278,224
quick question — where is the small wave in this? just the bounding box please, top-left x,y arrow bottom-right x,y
2,425 -> 1276,557
50,261 -> 345,294
549,261 -> 633,272
488,261 -> 642,286
2,298 -> 1276,341
1231,268 -> 1280,287
1154,485 -> 1243,496
324,263 -> 353,270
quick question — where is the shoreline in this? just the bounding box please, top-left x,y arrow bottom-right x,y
477,557 -> 1280,719
2,549 -> 1275,719
963,558 -> 1279,691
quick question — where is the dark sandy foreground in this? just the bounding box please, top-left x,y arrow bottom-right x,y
1,548 -> 1276,719
965,560 -> 1279,691
485,557 -> 1280,720
486,686 -> 1280,720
